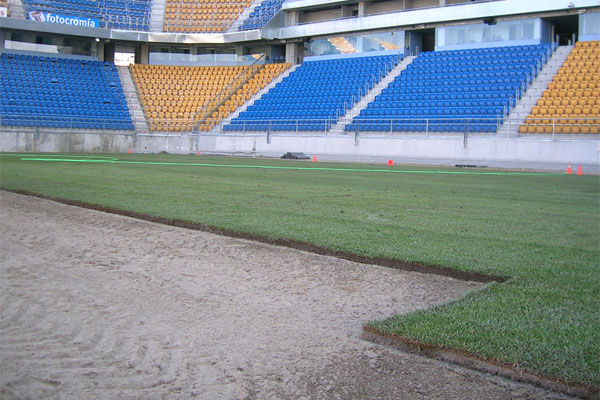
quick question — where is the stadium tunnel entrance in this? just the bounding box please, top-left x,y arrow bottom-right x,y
544,15 -> 579,46
405,28 -> 435,55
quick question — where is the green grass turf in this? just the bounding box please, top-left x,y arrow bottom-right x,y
1,152 -> 598,386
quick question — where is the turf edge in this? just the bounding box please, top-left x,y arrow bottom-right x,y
3,188 -> 505,284
10,188 -> 596,398
362,327 -> 600,399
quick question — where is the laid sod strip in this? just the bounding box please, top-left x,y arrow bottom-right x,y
1,187 -> 507,285
17,156 -> 562,176
1,153 -> 598,388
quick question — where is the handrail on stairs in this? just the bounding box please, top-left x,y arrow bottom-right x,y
192,53 -> 266,133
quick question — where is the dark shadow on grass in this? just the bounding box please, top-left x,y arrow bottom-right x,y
3,189 -> 506,284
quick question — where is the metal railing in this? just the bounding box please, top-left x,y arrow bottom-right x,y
4,115 -> 597,142
503,43 -> 556,119
211,117 -> 600,138
220,118 -> 338,133
520,117 -> 600,136
145,118 -> 194,133
192,53 -> 266,133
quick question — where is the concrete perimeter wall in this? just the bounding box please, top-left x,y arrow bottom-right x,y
200,134 -> 600,171
2,130 -> 599,172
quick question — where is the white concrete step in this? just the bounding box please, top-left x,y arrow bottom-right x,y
227,0 -> 264,32
118,66 -> 149,134
149,0 -> 166,32
8,0 -> 26,18
213,64 -> 298,132
498,45 -> 572,136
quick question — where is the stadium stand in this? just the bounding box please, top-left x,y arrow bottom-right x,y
238,0 -> 284,31
131,64 -> 249,132
224,54 -> 402,131
23,0 -> 151,30
520,40 -> 599,134
163,0 -> 251,33
0,53 -> 134,130
345,44 -> 554,134
200,63 -> 290,130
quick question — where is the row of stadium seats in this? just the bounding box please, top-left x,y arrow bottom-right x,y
163,0 -> 251,33
199,63 -> 290,130
132,64 -> 273,132
238,0 -> 284,31
0,53 -> 133,130
347,120 -> 502,134
23,0 -> 281,33
345,44 -> 553,133
24,0 -> 151,30
225,54 -> 402,132
520,40 -> 600,134
2,42 -> 597,135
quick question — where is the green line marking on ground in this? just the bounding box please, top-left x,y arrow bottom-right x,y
16,157 -> 563,176
1,153 -> 120,160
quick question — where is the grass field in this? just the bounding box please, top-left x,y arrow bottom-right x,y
1,152 -> 598,387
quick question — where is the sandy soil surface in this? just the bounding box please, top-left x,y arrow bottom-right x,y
0,191 -> 573,399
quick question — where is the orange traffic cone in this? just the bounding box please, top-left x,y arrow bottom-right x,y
312,154 -> 317,163
387,160 -> 394,166
128,148 -> 132,154
577,165 -> 582,176
567,164 -> 572,174
196,150 -> 201,155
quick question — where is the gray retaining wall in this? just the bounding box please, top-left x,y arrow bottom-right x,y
1,130 -> 598,172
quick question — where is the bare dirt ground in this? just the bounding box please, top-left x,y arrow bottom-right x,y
0,191 -> 573,399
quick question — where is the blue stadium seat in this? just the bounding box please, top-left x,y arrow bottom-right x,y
239,0 -> 285,31
351,43 -> 552,133
225,54 -> 403,132
0,53 -> 134,130
22,0 -> 151,31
